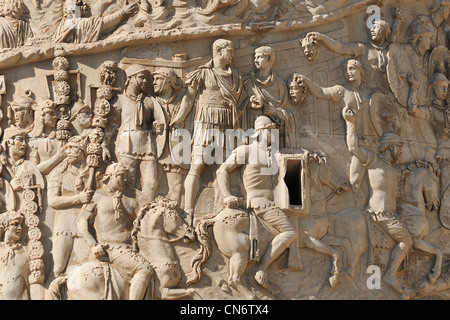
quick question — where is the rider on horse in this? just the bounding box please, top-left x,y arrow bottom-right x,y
216,115 -> 297,289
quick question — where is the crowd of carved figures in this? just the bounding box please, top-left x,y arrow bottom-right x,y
1,0 -> 450,300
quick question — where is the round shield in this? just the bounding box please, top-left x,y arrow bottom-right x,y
151,97 -> 167,159
387,44 -> 414,108
439,186 -> 450,229
369,91 -> 401,137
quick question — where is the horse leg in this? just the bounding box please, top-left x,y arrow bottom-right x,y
303,236 -> 340,288
322,235 -> 355,277
156,267 -> 195,300
160,287 -> 196,300
413,239 -> 443,285
228,252 -> 257,300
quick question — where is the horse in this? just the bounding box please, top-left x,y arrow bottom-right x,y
132,197 -> 197,300
186,159 -> 369,299
295,160 -> 369,288
48,196 -> 196,300
397,161 -> 442,286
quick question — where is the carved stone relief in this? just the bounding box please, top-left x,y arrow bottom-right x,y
0,0 -> 449,301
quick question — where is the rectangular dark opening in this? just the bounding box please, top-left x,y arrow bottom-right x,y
284,160 -> 302,206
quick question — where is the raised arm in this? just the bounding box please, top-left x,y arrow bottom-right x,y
35,147 -> 67,176
101,2 -> 138,32
306,32 -> 360,56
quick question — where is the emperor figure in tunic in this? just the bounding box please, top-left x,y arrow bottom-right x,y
170,39 -> 245,226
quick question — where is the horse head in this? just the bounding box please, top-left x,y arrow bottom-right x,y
157,197 -> 196,244
401,161 -> 441,212
313,161 -> 349,199
420,162 -> 440,212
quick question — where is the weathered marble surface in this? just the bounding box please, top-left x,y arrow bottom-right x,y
0,0 -> 449,300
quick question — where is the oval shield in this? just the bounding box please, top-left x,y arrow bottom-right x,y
439,186 -> 450,229
387,44 -> 413,108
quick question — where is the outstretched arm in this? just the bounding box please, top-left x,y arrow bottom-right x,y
296,74 -> 342,101
306,32 -> 360,57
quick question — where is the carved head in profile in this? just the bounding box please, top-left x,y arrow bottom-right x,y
289,73 -> 307,105
378,132 -> 403,164
153,67 -> 183,95
70,100 -> 93,129
38,100 -> 57,127
344,59 -> 365,86
124,64 -> 150,93
212,39 -> 234,66
0,0 -> 27,20
2,129 -> 27,162
252,115 -> 276,146
409,16 -> 433,54
100,61 -> 118,86
300,35 -> 320,61
63,0 -> 91,19
254,46 -> 276,71
0,211 -> 24,243
101,162 -> 129,192
66,135 -> 87,165
430,72 -> 450,101
369,19 -> 391,44
9,92 -> 35,130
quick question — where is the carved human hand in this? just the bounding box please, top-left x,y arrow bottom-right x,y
263,102 -> 277,116
9,178 -> 22,191
393,8 -> 405,22
92,243 -> 108,259
336,181 -> 349,195
78,189 -> 94,204
102,144 -> 111,162
250,95 -> 264,109
122,1 -> 139,16
224,195 -> 242,209
293,74 -> 310,87
342,106 -> 355,123
305,32 -> 325,42
169,113 -> 183,127
405,73 -> 419,89
138,0 -> 151,11
153,121 -> 164,135
425,198 -> 440,212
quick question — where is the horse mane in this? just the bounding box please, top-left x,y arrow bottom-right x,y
130,196 -> 179,253
400,160 -> 440,184
397,160 -> 440,203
